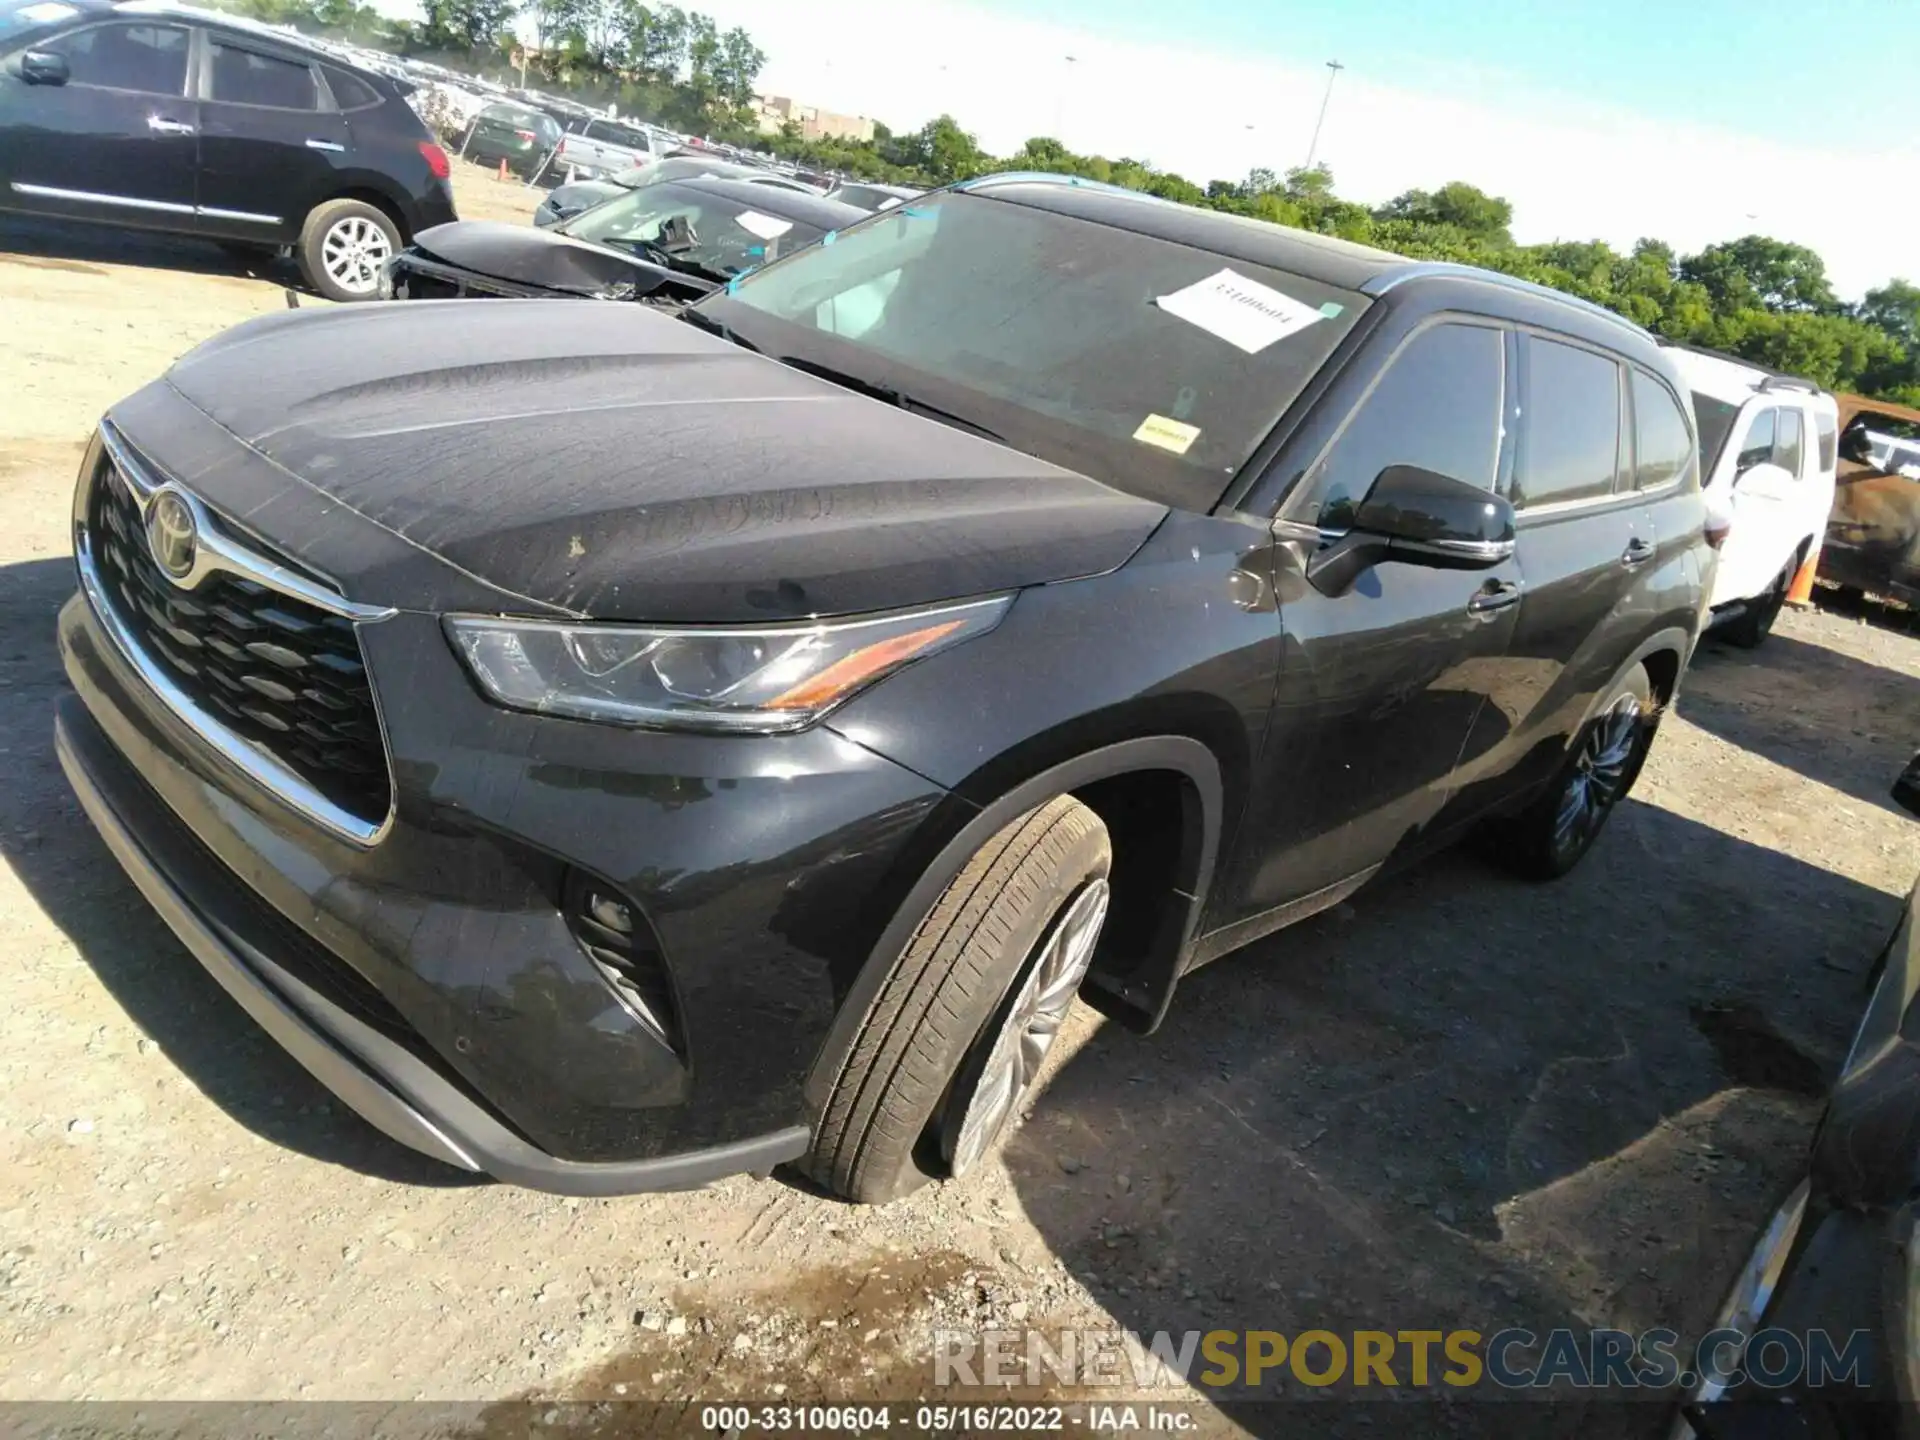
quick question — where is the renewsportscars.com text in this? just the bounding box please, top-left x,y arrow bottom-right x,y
932,1326 -> 1876,1391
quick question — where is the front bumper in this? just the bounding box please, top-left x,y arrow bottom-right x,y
57,698 -> 801,1193
56,446 -> 953,1188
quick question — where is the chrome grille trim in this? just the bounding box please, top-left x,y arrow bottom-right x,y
96,422 -> 395,623
75,423 -> 399,848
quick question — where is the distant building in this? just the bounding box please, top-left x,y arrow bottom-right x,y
755,94 -> 875,144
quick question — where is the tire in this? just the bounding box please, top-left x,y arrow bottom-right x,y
296,198 -> 399,303
1719,552 -> 1796,648
1487,663 -> 1654,881
807,795 -> 1112,1204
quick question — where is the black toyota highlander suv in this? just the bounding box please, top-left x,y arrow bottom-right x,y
53,174 -> 1713,1203
0,0 -> 456,300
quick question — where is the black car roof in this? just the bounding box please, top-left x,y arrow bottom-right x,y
667,176 -> 869,231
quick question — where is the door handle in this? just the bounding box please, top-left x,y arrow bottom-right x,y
147,115 -> 195,135
305,138 -> 345,152
1621,537 -> 1655,568
1467,581 -> 1522,619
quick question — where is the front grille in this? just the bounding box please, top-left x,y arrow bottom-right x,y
86,461 -> 393,828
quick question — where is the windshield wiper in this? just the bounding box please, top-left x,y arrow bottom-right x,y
774,355 -> 1007,445
677,306 -> 761,353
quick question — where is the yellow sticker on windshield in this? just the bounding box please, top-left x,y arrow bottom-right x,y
1134,413 -> 1201,455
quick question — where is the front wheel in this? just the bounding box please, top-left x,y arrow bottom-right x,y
297,198 -> 399,303
806,795 -> 1112,1204
1487,663 -> 1654,881
1719,553 -> 1796,648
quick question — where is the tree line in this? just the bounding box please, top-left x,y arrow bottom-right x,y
220,0 -> 1920,405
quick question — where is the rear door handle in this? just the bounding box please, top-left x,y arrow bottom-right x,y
147,115 -> 195,135
305,138 -> 345,152
1621,537 -> 1655,568
1467,581 -> 1522,619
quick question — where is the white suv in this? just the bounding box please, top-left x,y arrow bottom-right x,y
1667,346 -> 1839,646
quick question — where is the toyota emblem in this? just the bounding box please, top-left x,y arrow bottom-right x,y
145,489 -> 198,583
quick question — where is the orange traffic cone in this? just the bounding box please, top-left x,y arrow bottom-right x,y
497,157 -> 509,182
1785,547 -> 1820,607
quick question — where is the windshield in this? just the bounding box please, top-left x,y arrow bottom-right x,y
695,189 -> 1368,507
1691,392 -> 1740,479
562,182 -> 826,281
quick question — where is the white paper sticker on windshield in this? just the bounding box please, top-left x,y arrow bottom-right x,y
1133,414 -> 1201,455
1155,268 -> 1326,354
734,210 -> 795,242
18,2 -> 80,20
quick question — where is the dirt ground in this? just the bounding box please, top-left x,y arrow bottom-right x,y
3,166 -> 1919,1435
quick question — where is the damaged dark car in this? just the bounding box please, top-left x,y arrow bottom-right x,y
383,173 -> 866,302
55,175 -> 1711,1203
1673,753 -> 1920,1439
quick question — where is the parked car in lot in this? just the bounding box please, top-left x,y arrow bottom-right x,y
1673,753 -> 1920,1439
1668,345 -> 1839,646
0,0 -> 456,301
532,154 -> 824,228
386,174 -> 864,300
1820,392 -> 1920,609
547,112 -> 676,182
53,174 -> 1710,1204
459,100 -> 560,179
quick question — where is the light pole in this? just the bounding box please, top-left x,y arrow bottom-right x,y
1053,54 -> 1077,144
1304,59 -> 1344,170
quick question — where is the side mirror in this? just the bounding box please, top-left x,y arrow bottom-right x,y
1307,465 -> 1515,596
20,50 -> 70,85
1895,752 -> 1920,819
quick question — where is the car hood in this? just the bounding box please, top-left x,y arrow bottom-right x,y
154,300 -> 1168,623
408,220 -> 711,299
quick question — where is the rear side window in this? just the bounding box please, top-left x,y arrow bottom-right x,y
1774,408 -> 1804,479
1305,322 -> 1505,530
43,21 -> 188,94
1815,410 -> 1838,472
208,40 -> 318,108
323,65 -> 381,110
1631,370 -> 1693,491
1517,337 -> 1622,507
1736,408 -> 1776,475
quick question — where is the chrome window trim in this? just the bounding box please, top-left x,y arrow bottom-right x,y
79,423 -> 398,847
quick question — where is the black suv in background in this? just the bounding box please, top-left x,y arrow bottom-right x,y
0,0 -> 455,299
53,175 -> 1711,1204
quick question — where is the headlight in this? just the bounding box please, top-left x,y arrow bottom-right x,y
445,596 -> 1011,734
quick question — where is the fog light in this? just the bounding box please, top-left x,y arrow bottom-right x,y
564,872 -> 680,1053
586,891 -> 633,935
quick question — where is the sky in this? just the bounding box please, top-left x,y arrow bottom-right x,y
413,0 -> 1920,298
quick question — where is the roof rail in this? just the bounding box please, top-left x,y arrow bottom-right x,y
1362,262 -> 1655,342
1663,340 -> 1827,395
1758,374 -> 1822,395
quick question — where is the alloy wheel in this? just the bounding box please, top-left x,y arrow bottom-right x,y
947,878 -> 1111,1177
1552,693 -> 1643,858
320,216 -> 393,297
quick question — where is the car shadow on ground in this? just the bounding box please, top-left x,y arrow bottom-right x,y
0,555 -> 477,1187
1813,584 -> 1917,637
1681,627 -> 1919,814
1005,795 -> 1903,1436
0,212 -> 311,297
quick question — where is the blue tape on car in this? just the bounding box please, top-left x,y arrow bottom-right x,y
823,231 -> 837,246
